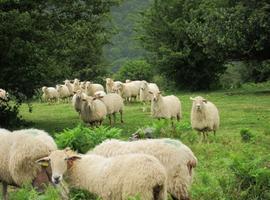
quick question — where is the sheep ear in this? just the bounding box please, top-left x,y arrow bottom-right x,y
148,91 -> 153,94
203,99 -> 207,103
190,97 -> 195,101
36,157 -> 50,167
66,155 -> 81,169
158,91 -> 162,94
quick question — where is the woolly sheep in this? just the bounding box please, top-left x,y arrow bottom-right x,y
95,93 -> 124,125
149,91 -> 182,125
190,96 -> 220,141
64,80 -> 74,94
0,129 -> 57,200
116,82 -> 139,102
94,90 -> 107,97
85,81 -> 104,96
80,96 -> 107,126
42,86 -> 59,102
89,138 -> 197,200
0,88 -> 8,101
37,149 -> 167,200
105,78 -> 114,93
73,78 -> 81,92
140,81 -> 160,102
80,81 -> 86,92
56,84 -> 70,101
72,90 -> 88,115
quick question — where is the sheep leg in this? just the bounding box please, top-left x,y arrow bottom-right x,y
108,114 -> 112,125
113,113 -> 116,125
120,110 -> 124,123
213,130 -> 216,136
2,182 -> 8,200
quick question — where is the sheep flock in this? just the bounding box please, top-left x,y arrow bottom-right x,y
0,77 -> 222,199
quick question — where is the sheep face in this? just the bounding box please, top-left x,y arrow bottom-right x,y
36,150 -> 81,185
140,81 -> 148,91
190,96 -> 207,111
149,91 -> 161,102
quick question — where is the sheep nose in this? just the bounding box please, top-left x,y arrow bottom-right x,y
53,175 -> 61,184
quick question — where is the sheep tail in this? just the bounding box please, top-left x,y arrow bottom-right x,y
153,184 -> 164,200
187,159 -> 197,176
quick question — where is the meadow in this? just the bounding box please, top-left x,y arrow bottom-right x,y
17,86 -> 270,200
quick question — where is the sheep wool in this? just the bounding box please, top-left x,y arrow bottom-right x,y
190,96 -> 220,139
85,82 -> 104,96
42,86 -> 59,102
89,138 -> 197,200
38,150 -> 167,200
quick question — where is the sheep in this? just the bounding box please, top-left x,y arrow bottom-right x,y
0,88 -> 8,101
64,80 -> 74,95
56,84 -> 70,102
94,93 -> 124,125
0,128 -> 57,200
94,90 -> 107,97
116,82 -> 139,102
80,96 -> 107,126
36,149 -> 167,200
140,81 -> 160,102
72,90 -> 88,115
85,81 -> 104,96
73,78 -> 81,92
149,91 -> 182,125
89,138 -> 197,200
42,86 -> 59,103
190,96 -> 220,141
80,81 -> 86,92
105,78 -> 114,93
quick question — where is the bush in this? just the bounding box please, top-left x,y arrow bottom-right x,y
114,59 -> 154,82
240,128 -> 254,142
69,188 -> 101,200
55,124 -> 122,153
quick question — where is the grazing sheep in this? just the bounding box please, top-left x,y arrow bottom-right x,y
42,86 -> 59,102
80,96 -> 107,126
0,129 -> 57,200
95,93 -> 124,125
56,84 -> 70,101
190,96 -> 220,141
37,149 -> 167,200
64,80 -> 74,95
72,90 -> 88,115
89,138 -> 197,200
140,81 -> 160,102
85,81 -> 104,96
149,91 -> 182,125
0,88 -> 8,101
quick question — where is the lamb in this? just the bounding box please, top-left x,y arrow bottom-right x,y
64,80 -> 74,95
0,128 -> 57,200
140,81 -> 160,102
0,88 -> 8,101
89,138 -> 197,200
94,93 -> 124,125
56,84 -> 70,101
37,149 -> 167,200
190,96 -> 220,141
42,86 -> 59,102
149,91 -> 182,125
80,96 -> 107,126
85,81 -> 104,96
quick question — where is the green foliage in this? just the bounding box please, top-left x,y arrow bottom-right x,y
55,124 -> 122,153
240,128 -> 254,142
114,59 -> 154,82
69,188 -> 101,200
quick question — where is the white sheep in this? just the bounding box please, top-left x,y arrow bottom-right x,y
72,90 -> 88,115
73,78 -> 81,92
105,78 -> 114,93
95,93 -> 124,125
116,82 -> 139,102
190,96 -> 220,141
80,81 -> 86,92
94,90 -> 107,97
36,149 -> 167,200
80,96 -> 107,126
42,86 -> 59,102
140,81 -> 160,102
64,80 -> 74,95
0,88 -> 8,101
149,91 -> 182,125
85,81 -> 104,96
56,84 -> 70,102
0,128 -> 57,200
89,138 -> 197,200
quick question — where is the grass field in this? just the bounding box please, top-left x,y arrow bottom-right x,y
18,88 -> 270,200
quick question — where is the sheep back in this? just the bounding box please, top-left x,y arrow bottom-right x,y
100,93 -> 124,114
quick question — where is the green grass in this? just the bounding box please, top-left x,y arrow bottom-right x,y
18,89 -> 270,200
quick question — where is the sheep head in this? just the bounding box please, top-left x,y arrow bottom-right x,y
36,149 -> 81,185
149,91 -> 161,102
190,96 -> 207,111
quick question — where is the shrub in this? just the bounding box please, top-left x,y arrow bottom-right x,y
55,124 -> 122,153
240,128 -> 254,142
69,188 -> 101,200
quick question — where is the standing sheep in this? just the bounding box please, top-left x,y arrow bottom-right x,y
42,86 -> 59,103
116,82 -> 139,102
149,91 -> 182,125
37,149 -> 167,200
85,81 -> 104,96
0,129 -> 57,200
140,81 -> 160,102
89,138 -> 197,200
190,96 -> 220,141
64,80 -> 74,95
72,90 -> 88,115
95,93 -> 124,125
56,84 -> 70,102
80,96 -> 107,126
73,78 -> 81,92
105,78 -> 114,93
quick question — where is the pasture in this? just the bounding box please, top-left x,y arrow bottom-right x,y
18,88 -> 270,200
